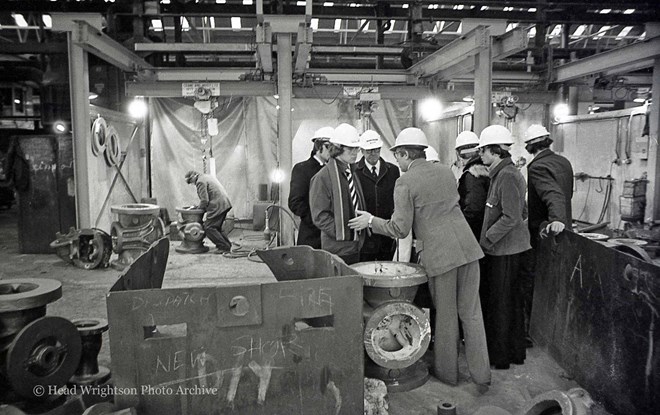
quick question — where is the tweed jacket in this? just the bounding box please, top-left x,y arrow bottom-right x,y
370,159 -> 483,277
288,155 -> 324,248
195,174 -> 232,220
527,149 -> 574,246
457,156 -> 490,239
355,157 -> 400,255
480,158 -> 531,256
310,159 -> 366,257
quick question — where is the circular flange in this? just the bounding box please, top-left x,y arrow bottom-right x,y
609,238 -> 648,246
6,316 -> 82,399
103,126 -> 120,167
364,302 -> 431,369
110,203 -> 160,216
183,222 -> 205,242
0,279 -> 62,313
72,318 -> 109,336
352,261 -> 427,288
91,117 -> 107,157
579,233 -> 609,241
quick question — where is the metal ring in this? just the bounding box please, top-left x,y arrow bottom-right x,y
91,117 -> 107,157
104,126 -> 120,167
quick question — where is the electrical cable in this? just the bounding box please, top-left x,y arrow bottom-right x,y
310,81 -> 343,105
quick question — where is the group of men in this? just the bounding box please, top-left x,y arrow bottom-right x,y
289,122 -> 573,391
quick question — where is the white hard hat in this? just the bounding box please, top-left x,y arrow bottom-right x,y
329,123 -> 361,147
360,130 -> 384,150
477,125 -> 514,149
390,127 -> 429,151
311,126 -> 334,142
454,131 -> 480,149
523,124 -> 550,143
425,146 -> 440,162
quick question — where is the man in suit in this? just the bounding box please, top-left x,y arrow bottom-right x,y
288,127 -> 334,248
185,170 -> 233,253
522,124 -> 574,342
455,131 -> 490,239
310,123 -> 367,265
355,130 -> 400,261
349,128 -> 490,391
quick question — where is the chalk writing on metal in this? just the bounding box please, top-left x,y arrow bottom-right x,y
570,254 -> 583,288
131,292 -> 211,311
278,287 -> 334,313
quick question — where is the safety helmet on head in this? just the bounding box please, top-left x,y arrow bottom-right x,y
477,125 -> 514,149
390,127 -> 429,151
329,123 -> 361,147
360,130 -> 384,150
455,131 -> 480,149
311,126 -> 334,142
425,146 -> 440,162
184,170 -> 199,184
523,124 -> 550,143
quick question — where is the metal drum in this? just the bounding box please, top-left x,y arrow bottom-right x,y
174,206 -> 209,254
110,203 -> 165,270
351,261 -> 431,392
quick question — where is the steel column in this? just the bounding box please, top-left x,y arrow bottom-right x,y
277,33 -> 294,246
473,43 -> 492,135
67,33 -> 92,228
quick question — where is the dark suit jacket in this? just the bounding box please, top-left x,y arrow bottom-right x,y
355,158 -> 400,257
457,156 -> 490,239
288,156 -> 324,248
526,149 -> 574,247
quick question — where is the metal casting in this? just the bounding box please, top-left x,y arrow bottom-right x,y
351,261 -> 431,393
50,227 -> 112,270
70,318 -> 110,386
110,204 -> 165,270
518,388 -> 594,415
174,206 -> 209,254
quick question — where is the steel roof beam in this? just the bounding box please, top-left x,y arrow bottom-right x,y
71,21 -> 152,72
305,68 -> 411,83
134,43 -> 255,53
137,68 -> 251,82
125,81 -> 276,97
553,36 -> 660,83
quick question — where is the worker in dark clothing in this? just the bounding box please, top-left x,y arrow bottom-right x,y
185,170 -> 233,253
455,131 -> 490,239
288,127 -> 334,248
522,124 -> 574,343
478,125 -> 531,370
524,124 -> 574,245
355,130 -> 400,261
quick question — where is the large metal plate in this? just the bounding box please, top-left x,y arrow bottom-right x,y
256,246 -> 356,281
107,275 -> 364,414
110,238 -> 169,292
529,231 -> 660,415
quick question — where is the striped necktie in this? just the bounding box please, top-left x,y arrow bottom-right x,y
345,167 -> 360,240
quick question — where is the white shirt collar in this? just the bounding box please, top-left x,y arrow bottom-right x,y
313,155 -> 325,166
366,159 -> 381,175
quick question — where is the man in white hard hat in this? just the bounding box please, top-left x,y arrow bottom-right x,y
349,127 -> 491,391
425,146 -> 440,163
523,124 -> 573,242
477,125 -> 531,370
185,170 -> 233,253
310,123 -> 366,264
455,131 -> 490,239
288,127 -> 334,248
355,130 -> 400,261
522,124 -> 573,346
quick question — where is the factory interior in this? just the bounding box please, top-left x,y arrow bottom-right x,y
0,1 -> 659,414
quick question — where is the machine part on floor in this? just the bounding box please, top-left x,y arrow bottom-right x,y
364,378 -> 388,415
473,406 -> 512,415
518,388 -> 594,415
576,233 -> 609,241
69,319 -> 110,386
174,206 -> 209,254
256,245 -> 357,281
50,228 -> 112,270
352,261 -> 430,392
6,316 -> 82,399
91,117 -> 107,157
437,400 -> 457,415
108,246 -> 364,414
103,126 -> 120,167
110,204 -> 165,270
608,237 -> 648,246
110,238 -> 169,292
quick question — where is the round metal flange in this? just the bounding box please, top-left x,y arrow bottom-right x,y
351,261 -> 427,288
578,233 -> 609,241
111,203 -> 160,216
72,318 -> 108,336
182,222 -> 205,242
519,387 -> 594,415
103,126 -> 120,167
0,279 -> 62,313
364,302 -> 431,369
364,359 -> 430,393
91,117 -> 107,157
6,316 -> 82,399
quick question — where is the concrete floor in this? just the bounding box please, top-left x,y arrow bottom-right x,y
0,206 -> 613,415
